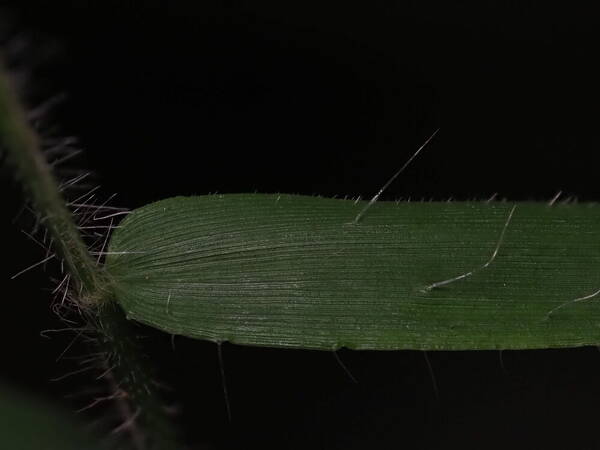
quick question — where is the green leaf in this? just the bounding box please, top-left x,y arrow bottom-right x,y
0,383 -> 108,449
105,194 -> 600,350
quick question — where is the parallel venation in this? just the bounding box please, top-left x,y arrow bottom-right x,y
105,194 -> 600,350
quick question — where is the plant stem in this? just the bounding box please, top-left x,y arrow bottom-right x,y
0,60 -> 180,449
97,303 -> 181,449
0,61 -> 103,299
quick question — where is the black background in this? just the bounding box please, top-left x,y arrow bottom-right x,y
1,1 -> 600,449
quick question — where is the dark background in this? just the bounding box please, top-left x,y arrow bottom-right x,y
1,1 -> 599,449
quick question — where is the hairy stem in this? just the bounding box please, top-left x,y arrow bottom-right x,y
0,61 -> 102,299
0,59 -> 180,449
97,303 -> 180,449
